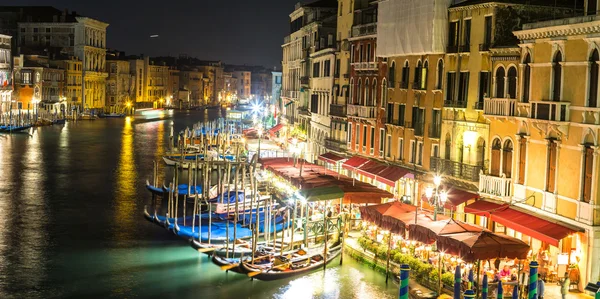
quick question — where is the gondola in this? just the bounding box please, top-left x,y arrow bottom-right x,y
0,124 -> 33,133
145,180 -> 203,198
241,244 -> 343,281
98,113 -> 126,118
173,220 -> 253,243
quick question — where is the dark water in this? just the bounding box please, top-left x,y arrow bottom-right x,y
0,110 -> 398,299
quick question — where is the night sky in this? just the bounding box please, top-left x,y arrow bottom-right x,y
4,0 -> 300,68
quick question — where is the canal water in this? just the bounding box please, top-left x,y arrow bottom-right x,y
0,110 -> 399,299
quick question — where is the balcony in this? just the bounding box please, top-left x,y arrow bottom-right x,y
300,76 -> 309,85
459,44 -> 470,53
330,104 -> 347,117
479,43 -> 490,52
325,138 -> 347,153
352,61 -> 379,71
530,101 -> 570,122
479,173 -> 512,200
284,35 -> 291,44
298,107 -> 310,116
347,104 -> 377,119
351,23 -> 377,38
444,100 -> 468,109
428,124 -> 441,138
430,156 -> 484,182
447,45 -> 458,53
483,98 -> 517,117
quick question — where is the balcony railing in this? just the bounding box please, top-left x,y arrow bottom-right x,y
325,138 -> 347,152
430,156 -> 484,182
330,104 -> 347,117
483,98 -> 517,116
428,124 -> 441,138
352,61 -> 379,71
284,35 -> 291,44
530,101 -> 570,122
444,100 -> 468,108
347,104 -> 376,119
459,44 -> 470,53
404,121 -> 413,128
479,173 -> 512,199
351,23 -> 377,38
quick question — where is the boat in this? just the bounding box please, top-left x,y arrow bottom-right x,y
240,244 -> 342,281
80,113 -> 98,120
145,180 -> 204,198
99,113 -> 126,118
173,220 -> 253,243
162,154 -> 236,169
53,119 -> 66,125
0,124 -> 33,133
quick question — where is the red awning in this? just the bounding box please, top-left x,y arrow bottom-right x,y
375,165 -> 414,187
268,123 -> 284,135
442,186 -> 479,210
464,200 -> 581,247
318,152 -> 345,164
342,156 -> 369,171
356,161 -> 387,179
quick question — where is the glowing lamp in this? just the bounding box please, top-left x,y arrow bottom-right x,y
425,187 -> 434,199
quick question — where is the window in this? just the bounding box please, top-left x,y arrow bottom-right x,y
421,61 -> 428,90
583,145 -> 594,203
356,124 -> 360,144
432,144 -> 439,158
371,79 -> 377,106
431,109 -> 441,138
22,71 -> 32,84
362,125 -> 367,147
589,49 -> 599,107
348,123 -> 352,143
589,0 -> 597,15
33,27 -> 38,33
398,104 -> 405,125
503,140 -> 513,178
335,59 -> 340,77
478,72 -> 490,105
367,44 -> 371,62
417,142 -> 424,165
398,138 -> 404,160
350,78 -> 354,103
552,51 -> 563,101
458,72 -> 469,105
436,60 -> 444,89
401,61 -> 410,88
484,16 -> 492,46
445,135 -> 452,159
310,94 -> 318,113
464,19 -> 471,47
387,103 -> 394,123
386,135 -> 392,158
370,127 -> 375,152
495,67 -> 505,98
448,21 -> 459,47
339,2 -> 343,16
507,67 -> 517,99
324,60 -> 331,77
491,138 -> 502,176
546,140 -> 558,192
379,129 -> 385,156
357,79 -> 362,104
410,140 -> 416,164
446,72 -> 456,103
389,62 -> 396,88
522,54 -> 531,103
364,79 -> 369,105
414,61 -> 423,89
313,62 -> 320,77
381,79 -> 388,108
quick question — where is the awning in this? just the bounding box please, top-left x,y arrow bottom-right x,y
342,156 -> 369,171
318,152 -> 346,164
299,186 -> 344,202
267,123 -> 284,135
356,160 -> 387,179
464,200 -> 582,247
375,165 -> 414,187
442,186 -> 479,210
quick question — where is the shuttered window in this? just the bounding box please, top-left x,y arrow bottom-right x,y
547,141 -> 557,193
491,139 -> 501,176
583,146 -> 594,203
518,137 -> 527,184
502,141 -> 513,178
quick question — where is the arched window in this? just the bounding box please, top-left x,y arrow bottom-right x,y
422,61 -> 429,90
589,49 -> 599,108
491,138 -> 502,176
414,60 -> 423,89
507,66 -> 517,99
357,79 -> 362,105
350,78 -> 354,104
371,78 -> 377,106
477,137 -> 486,166
552,51 -> 563,101
364,78 -> 369,106
401,61 -> 410,88
381,78 -> 388,108
495,67 -> 505,98
522,54 -> 531,103
502,139 -> 513,178
437,59 -> 444,89
444,133 -> 451,159
389,62 -> 396,88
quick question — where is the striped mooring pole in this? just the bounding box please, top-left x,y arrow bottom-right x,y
528,261 -> 539,299
399,264 -> 410,299
481,271 -> 488,299
464,289 -> 475,299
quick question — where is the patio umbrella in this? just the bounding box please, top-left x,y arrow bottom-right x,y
454,265 -> 461,299
497,280 -> 503,299
512,284 -> 518,299
436,231 -> 530,262
408,218 -> 483,245
481,274 -> 488,299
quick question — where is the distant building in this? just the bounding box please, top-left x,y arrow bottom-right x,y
233,71 -> 251,100
0,34 -> 12,114
105,55 -> 133,110
271,71 -> 282,107
144,57 -> 169,109
179,68 -> 204,107
12,54 -> 65,112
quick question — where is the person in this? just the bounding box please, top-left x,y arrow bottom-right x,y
494,258 -> 501,270
500,265 -> 511,278
326,208 -> 332,218
538,277 -> 545,299
561,272 -> 570,299
492,269 -> 501,282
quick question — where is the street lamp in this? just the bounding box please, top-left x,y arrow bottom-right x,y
424,175 -> 448,221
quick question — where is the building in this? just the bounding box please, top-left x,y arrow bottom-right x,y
105,56 -> 133,110
195,62 -> 224,105
144,57 -> 169,108
233,71 -> 251,100
179,68 -> 204,107
223,71 -> 238,105
129,58 -> 145,106
251,70 -> 270,100
167,67 -> 180,107
271,71 -> 282,109
1,7 -> 109,109
281,0 -> 337,144
347,1 -> 387,161
0,34 -> 12,114
49,57 -> 82,106
12,54 -> 65,112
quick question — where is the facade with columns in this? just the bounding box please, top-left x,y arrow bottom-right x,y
308,46 -> 336,161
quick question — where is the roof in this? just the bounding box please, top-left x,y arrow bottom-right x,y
449,0 -> 583,9
304,0 -> 338,8
0,6 -> 80,22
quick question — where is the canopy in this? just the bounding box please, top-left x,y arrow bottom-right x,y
442,186 -> 479,210
267,123 -> 284,135
356,160 -> 388,180
464,200 -> 581,247
298,186 -> 344,202
437,231 -> 530,262
408,218 -> 484,244
318,152 -> 346,164
342,156 -> 369,171
381,212 -> 438,236
375,165 -> 414,187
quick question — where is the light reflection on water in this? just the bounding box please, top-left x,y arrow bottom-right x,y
0,110 -> 399,298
